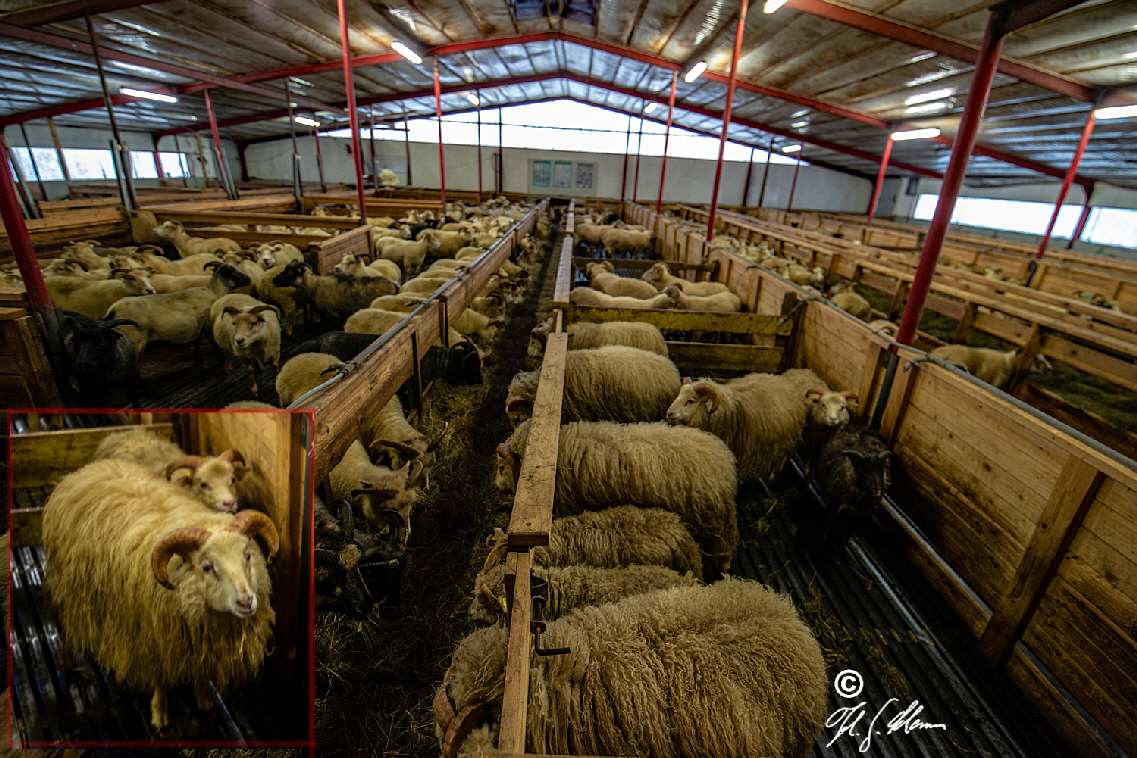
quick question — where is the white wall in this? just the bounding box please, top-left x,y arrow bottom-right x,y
245,135 -> 875,213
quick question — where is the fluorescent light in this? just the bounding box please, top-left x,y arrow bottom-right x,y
764,0 -> 788,12
120,87 -> 177,104
891,127 -> 940,140
782,144 -> 802,153
392,41 -> 423,64
1094,103 -> 1137,120
904,102 -> 949,115
289,77 -> 314,87
295,116 -> 320,127
644,103 -> 659,114
684,61 -> 707,83
904,87 -> 954,105
289,102 -> 298,107
791,120 -> 809,128
466,92 -> 480,106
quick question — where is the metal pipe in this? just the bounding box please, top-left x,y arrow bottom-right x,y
3,135 -> 38,220
620,114 -> 632,200
786,147 -> 802,213
866,135 -> 894,226
284,78 -> 303,201
656,70 -> 677,213
18,122 -> 47,202
85,14 -> 136,210
895,8 -> 1007,347
757,139 -> 773,208
705,0 -> 748,241
204,90 -> 238,200
742,147 -> 755,206
193,130 -> 208,188
0,137 -> 51,311
476,89 -> 483,203
313,120 -> 327,193
337,0 -> 368,224
48,118 -> 72,192
1067,194 -> 1093,249
1034,108 -> 1096,262
151,134 -> 165,183
498,107 -> 504,193
404,118 -> 413,187
632,110 -> 645,205
369,106 -> 378,194
433,57 -> 446,207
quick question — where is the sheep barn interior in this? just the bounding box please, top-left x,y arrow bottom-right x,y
0,0 -> 1135,755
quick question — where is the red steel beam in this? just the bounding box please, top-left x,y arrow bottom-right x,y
1034,107 -> 1095,262
1066,189 -> 1093,249
0,136 -> 51,311
204,89 -> 236,199
707,0 -> 749,241
632,111 -> 644,205
0,0 -> 165,27
786,148 -> 802,213
433,57 -> 446,207
620,114 -> 632,199
657,70 -> 677,213
866,135 -> 894,226
338,0 -> 367,223
782,0 -> 1094,103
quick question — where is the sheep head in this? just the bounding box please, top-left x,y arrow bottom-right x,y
666,378 -> 720,427
641,262 -> 669,289
151,510 -> 278,618
272,260 -> 312,287
350,459 -> 423,529
315,498 -> 375,620
223,305 -> 280,349
806,389 -> 857,427
111,267 -> 157,296
166,451 -> 247,513
152,220 -> 183,239
494,443 -> 520,493
840,448 -> 893,500
63,316 -> 139,375
505,395 -> 534,429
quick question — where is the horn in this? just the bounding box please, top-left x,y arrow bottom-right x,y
841,449 -> 867,461
222,305 -> 242,317
314,548 -> 341,566
103,319 -> 139,329
426,422 -> 449,453
151,527 -> 212,589
333,498 -> 355,542
441,703 -> 491,758
496,442 -> 521,485
877,450 -> 893,461
71,259 -> 90,271
368,439 -> 421,461
204,261 -> 221,271
682,376 -> 692,385
505,396 -> 533,414
369,508 -> 409,551
692,381 -> 721,413
805,388 -> 826,400
165,455 -> 207,479
226,510 -> 280,563
217,449 -> 245,467
403,459 -> 425,489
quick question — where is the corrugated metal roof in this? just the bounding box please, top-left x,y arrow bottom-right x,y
0,0 -> 1134,188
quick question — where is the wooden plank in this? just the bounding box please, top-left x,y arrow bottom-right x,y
1079,478 -> 1137,571
1,317 -> 62,409
665,342 -> 783,372
310,225 -> 372,275
508,332 -> 567,547
553,237 -> 574,307
1057,552 -> 1137,652
11,423 -> 176,488
151,209 -> 360,228
979,457 -> 1104,667
567,305 -> 791,335
1041,334 -> 1137,394
497,549 -> 533,754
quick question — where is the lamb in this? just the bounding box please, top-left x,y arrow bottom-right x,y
92,428 -> 247,513
662,283 -> 742,313
585,260 -> 659,299
211,295 -> 282,396
46,268 -> 156,319
58,311 -> 141,407
601,227 -> 652,257
828,283 -> 873,320
569,286 -> 675,310
270,260 -> 399,320
573,223 -> 613,250
814,424 -> 892,541
506,346 -> 680,427
377,168 -> 399,186
867,319 -> 898,337
253,241 -> 305,270
275,352 -> 344,406
334,253 -> 401,283
375,236 -> 442,277
437,577 -> 826,758
42,459 -> 278,728
641,261 -> 730,297
152,220 -> 240,257
496,420 -> 738,577
787,264 -> 826,288
665,370 -> 823,481
529,316 -> 668,359
328,439 -> 423,534
803,388 -> 857,462
106,263 -> 251,355
929,344 -> 1051,389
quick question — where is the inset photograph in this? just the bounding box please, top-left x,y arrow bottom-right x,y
7,409 -> 313,747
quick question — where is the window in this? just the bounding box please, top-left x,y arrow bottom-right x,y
1083,207 -> 1137,249
9,147 -> 192,181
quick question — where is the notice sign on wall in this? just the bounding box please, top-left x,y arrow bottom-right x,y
575,162 -> 594,189
554,161 -> 573,188
531,160 -> 551,187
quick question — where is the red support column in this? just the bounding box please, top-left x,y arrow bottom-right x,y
203,90 -> 238,200
632,112 -> 644,205
620,114 -> 632,200
1035,109 -> 1096,261
337,0 -> 368,223
433,58 -> 446,207
786,149 -> 802,213
476,89 -> 483,203
866,135 -> 894,226
0,139 -> 50,311
705,0 -> 749,241
896,9 -> 1007,347
656,71 -> 677,213
313,121 -> 327,193
1067,195 -> 1093,249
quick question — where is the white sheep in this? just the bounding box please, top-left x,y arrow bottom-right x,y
377,168 -> 399,186
46,268 -> 156,319
334,253 -> 401,283
802,388 -> 857,462
152,220 -> 240,257
506,345 -> 680,427
275,352 -> 343,406
585,260 -> 660,299
529,317 -> 668,360
867,319 -> 898,337
496,420 -> 738,577
569,286 -> 675,310
376,236 -> 442,277
253,241 -> 305,270
662,283 -> 742,313
359,395 -> 447,488
328,439 -> 423,535
601,227 -> 652,257
641,262 -> 730,297
43,459 -> 278,728
211,294 -> 282,396
930,344 -> 1051,389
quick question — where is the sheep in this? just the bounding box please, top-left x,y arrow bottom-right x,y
574,223 -> 614,250
257,263 -> 305,335
275,352 -> 344,406
665,370 -> 824,482
58,311 -> 141,407
787,264 -> 825,288
399,276 -> 449,298
253,241 -> 304,269
314,497 -> 375,620
802,388 -> 857,463
359,395 -> 447,488
42,459 -> 278,728
867,319 -> 898,337
368,294 -> 428,312
831,291 -> 873,320
375,236 -> 442,278
220,250 -> 265,293
92,428 -> 247,514
452,307 -> 502,342
211,295 -> 282,396
529,316 -> 668,360
152,220 -> 240,258
641,261 -> 730,297
585,260 -> 659,299
315,332 -> 482,387
495,420 -> 738,577
377,168 -> 399,186
344,307 -> 465,347
569,286 -> 675,310
601,227 -> 652,257
470,561 -> 698,624
929,344 -> 1051,389
329,439 -> 423,534
437,577 -> 826,758
506,346 -> 680,428
814,424 -> 893,541
662,283 -> 742,313
334,253 -> 401,283
46,268 -> 156,319
150,272 -> 212,294
270,260 -> 399,320
106,263 -> 251,355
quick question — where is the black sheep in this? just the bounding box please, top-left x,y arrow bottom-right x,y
314,331 -> 483,385
58,310 -> 142,408
315,498 -> 376,620
813,424 -> 892,541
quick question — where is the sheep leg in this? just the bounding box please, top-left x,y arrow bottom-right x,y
245,360 -> 259,396
150,688 -> 169,729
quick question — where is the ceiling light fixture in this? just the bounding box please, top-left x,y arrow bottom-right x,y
1094,103 -> 1137,120
891,127 -> 940,140
645,103 -> 659,114
763,0 -> 788,12
782,144 -> 802,153
295,116 -> 320,127
684,61 -> 707,83
392,41 -> 423,64
904,87 -> 954,106
289,76 -> 314,87
467,92 -> 480,106
120,87 -> 177,103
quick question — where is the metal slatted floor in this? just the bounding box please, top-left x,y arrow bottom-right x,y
736,470 -> 1071,758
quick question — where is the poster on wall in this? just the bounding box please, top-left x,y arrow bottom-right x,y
554,161 -> 573,188
531,160 -> 551,187
575,162 -> 594,189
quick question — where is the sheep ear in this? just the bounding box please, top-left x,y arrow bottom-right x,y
222,306 -> 242,317
682,376 -> 692,385
404,459 -> 424,488
692,381 -> 721,413
169,469 -> 194,487
805,388 -> 825,401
